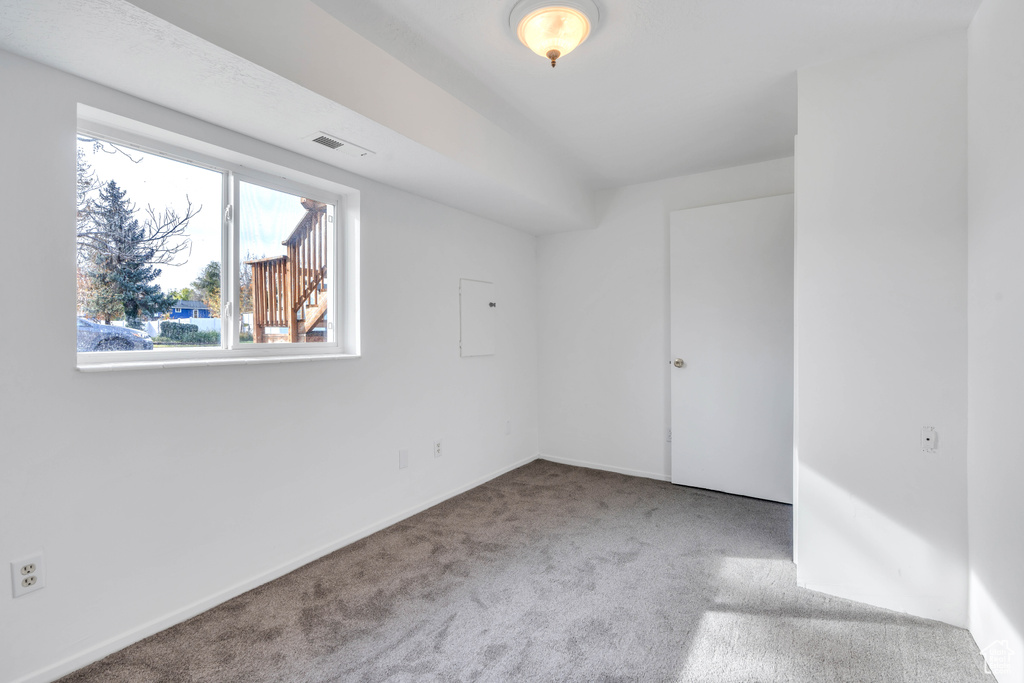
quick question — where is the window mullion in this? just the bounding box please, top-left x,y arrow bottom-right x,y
223,173 -> 239,350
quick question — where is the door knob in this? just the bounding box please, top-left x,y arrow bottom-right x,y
673,358 -> 686,368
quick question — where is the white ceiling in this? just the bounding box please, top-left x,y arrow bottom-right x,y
312,0 -> 981,187
0,0 -> 982,233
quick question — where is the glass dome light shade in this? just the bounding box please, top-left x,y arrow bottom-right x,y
517,6 -> 591,65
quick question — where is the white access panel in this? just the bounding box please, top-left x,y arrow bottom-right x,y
460,279 -> 495,357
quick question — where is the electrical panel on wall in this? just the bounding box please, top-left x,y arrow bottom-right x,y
460,279 -> 496,357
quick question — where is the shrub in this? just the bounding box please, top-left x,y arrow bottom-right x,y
160,321 -> 199,340
182,330 -> 220,345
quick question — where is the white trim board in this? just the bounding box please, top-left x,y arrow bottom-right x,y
539,454 -> 671,482
15,454 -> 541,683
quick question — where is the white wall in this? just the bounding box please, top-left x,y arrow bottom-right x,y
537,158 -> 794,480
795,32 -> 969,625
967,0 -> 1024,678
0,50 -> 540,683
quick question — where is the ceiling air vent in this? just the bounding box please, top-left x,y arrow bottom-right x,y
312,134 -> 343,149
306,131 -> 375,158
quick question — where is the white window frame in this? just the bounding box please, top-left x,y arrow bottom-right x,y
76,108 -> 360,371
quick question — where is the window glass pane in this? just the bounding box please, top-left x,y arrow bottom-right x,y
239,182 -> 333,344
76,136 -> 223,352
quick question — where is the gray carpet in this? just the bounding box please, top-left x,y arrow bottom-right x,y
59,460 -> 991,682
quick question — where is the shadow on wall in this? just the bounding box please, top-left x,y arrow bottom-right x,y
797,465 -> 967,625
969,572 -> 1024,682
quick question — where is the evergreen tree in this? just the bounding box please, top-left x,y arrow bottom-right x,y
80,265 -> 124,324
75,138 -> 199,323
192,261 -> 221,316
76,150 -> 123,322
87,181 -> 175,327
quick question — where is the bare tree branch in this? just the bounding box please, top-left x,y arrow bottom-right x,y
138,200 -> 199,266
76,184 -> 201,268
76,135 -> 142,164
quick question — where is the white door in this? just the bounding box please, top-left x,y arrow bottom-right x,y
669,194 -> 794,503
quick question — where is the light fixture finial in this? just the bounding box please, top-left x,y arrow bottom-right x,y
510,1 -> 599,69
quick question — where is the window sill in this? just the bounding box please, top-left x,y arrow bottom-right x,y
77,352 -> 359,372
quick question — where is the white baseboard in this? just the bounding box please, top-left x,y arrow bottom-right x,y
796,578 -> 967,629
15,453 -> 540,683
539,453 -> 671,482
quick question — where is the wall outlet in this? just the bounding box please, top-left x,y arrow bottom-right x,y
505,420 -> 511,436
11,552 -> 45,598
434,440 -> 442,458
922,426 -> 938,453
399,449 -> 409,470
667,429 -> 672,443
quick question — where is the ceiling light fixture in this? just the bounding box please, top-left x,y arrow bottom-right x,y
510,0 -> 599,68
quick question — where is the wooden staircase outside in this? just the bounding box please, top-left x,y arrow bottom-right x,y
246,199 -> 329,344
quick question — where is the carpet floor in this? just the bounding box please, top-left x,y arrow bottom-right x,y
59,460 -> 992,682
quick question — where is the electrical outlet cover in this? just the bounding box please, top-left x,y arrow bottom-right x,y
11,552 -> 45,598
922,426 -> 938,453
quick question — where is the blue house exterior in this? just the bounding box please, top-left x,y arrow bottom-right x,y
169,300 -> 212,319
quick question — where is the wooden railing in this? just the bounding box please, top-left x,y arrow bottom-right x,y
285,200 -> 328,326
248,255 -> 289,332
246,199 -> 329,343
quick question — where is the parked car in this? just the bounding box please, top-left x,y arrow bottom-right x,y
77,317 -> 153,352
